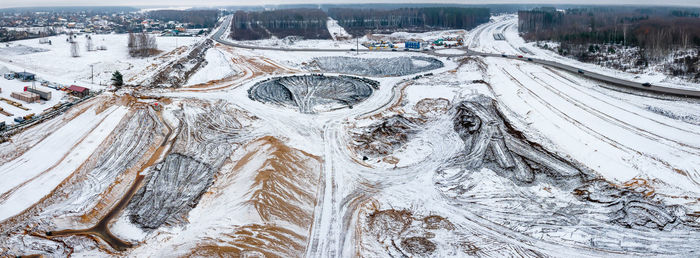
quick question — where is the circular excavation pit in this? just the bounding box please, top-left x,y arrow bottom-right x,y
248,74 -> 379,114
308,56 -> 444,77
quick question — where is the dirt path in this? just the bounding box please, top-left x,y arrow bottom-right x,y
47,108 -> 176,251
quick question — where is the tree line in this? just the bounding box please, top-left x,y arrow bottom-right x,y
518,7 -> 700,58
147,10 -> 220,28
327,7 -> 490,36
230,8 -> 331,40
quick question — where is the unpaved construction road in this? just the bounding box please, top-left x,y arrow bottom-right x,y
214,15 -> 700,99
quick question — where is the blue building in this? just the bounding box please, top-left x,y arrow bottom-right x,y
15,72 -> 35,81
405,41 -> 421,49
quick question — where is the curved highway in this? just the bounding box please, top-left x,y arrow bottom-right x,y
212,15 -> 700,99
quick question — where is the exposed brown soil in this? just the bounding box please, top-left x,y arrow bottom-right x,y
184,135 -> 322,257
187,224 -> 306,258
246,136 -> 322,227
414,98 -> 451,116
360,208 -> 475,256
368,209 -> 414,236
422,215 -> 455,230
401,236 -> 437,255
351,115 -> 420,157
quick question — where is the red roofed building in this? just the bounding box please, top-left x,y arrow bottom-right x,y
67,85 -> 89,98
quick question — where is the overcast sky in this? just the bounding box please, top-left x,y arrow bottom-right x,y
2,0 -> 699,8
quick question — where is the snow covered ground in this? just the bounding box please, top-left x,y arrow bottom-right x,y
1,14 -> 700,258
185,47 -> 238,86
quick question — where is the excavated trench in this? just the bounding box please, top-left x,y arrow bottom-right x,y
308,56 -> 444,77
248,74 -> 379,114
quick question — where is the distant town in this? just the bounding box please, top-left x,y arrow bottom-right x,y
0,7 -> 219,42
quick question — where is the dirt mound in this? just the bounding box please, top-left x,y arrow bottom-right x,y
422,215 -> 455,230
352,115 -> 420,157
309,56 -> 443,77
186,136 -> 322,257
246,136 -> 322,228
249,74 -> 378,113
361,208 -> 473,256
414,98 -> 451,116
128,100 -> 249,230
401,237 -> 437,256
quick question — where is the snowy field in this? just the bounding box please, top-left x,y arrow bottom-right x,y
0,34 -> 202,88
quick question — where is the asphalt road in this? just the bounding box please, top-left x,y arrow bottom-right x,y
213,16 -> 700,99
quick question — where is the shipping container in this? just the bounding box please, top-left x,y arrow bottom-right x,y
27,87 -> 51,100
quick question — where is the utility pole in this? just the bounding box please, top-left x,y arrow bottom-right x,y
90,64 -> 94,84
356,36 -> 359,55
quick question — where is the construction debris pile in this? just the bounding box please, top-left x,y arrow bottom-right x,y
352,115 -> 419,157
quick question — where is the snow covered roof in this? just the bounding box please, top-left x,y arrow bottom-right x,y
67,85 -> 88,92
16,71 -> 35,77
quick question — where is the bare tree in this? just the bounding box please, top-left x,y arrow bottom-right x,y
128,32 -> 159,57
